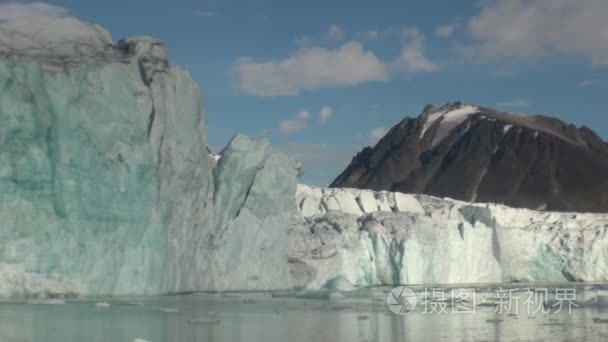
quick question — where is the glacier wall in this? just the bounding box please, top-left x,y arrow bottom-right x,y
2,16 -> 608,297
0,17 -> 299,297
289,185 -> 608,289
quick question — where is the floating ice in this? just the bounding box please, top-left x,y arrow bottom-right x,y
323,275 -> 355,291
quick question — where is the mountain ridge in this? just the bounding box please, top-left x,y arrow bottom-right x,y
331,102 -> 608,212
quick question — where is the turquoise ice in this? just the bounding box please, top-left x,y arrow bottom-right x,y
0,17 -> 299,297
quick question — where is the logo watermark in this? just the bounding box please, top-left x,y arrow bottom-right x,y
386,286 -> 418,315
387,286 -> 580,315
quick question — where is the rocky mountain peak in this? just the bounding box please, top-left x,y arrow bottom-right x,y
331,103 -> 608,212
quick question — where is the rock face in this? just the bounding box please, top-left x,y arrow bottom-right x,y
289,185 -> 608,289
331,103 -> 608,212
0,16 -> 299,297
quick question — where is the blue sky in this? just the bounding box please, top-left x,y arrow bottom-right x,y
2,0 -> 608,186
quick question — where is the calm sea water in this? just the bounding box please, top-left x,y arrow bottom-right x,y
1,284 -> 608,342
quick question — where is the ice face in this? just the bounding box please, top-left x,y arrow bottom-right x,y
0,16 -> 127,68
0,18 -> 299,297
290,185 -> 608,289
2,16 -> 607,297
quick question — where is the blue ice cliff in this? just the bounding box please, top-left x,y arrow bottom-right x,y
0,16 -> 298,296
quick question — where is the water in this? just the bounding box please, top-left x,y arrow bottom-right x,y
1,284 -> 608,342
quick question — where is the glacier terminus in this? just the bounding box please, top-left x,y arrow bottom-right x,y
0,16 -> 300,296
1,16 -> 608,298
290,185 -> 608,289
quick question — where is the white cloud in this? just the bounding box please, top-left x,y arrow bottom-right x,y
464,0 -> 608,64
359,26 -> 405,42
325,24 -> 345,41
280,110 -> 310,134
368,127 -> 388,142
293,36 -> 312,47
319,106 -> 333,124
365,30 -> 380,41
193,9 -> 218,17
234,42 -> 389,96
496,100 -> 529,108
592,57 -> 608,67
393,27 -> 439,72
435,24 -> 456,38
280,107 -> 334,134
0,2 -> 68,21
578,79 -> 604,87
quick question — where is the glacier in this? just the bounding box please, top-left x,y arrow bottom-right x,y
0,16 -> 299,297
290,185 -> 608,289
1,16 -> 608,298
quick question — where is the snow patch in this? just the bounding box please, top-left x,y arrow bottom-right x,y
420,105 -> 479,146
470,168 -> 488,202
210,153 -> 222,162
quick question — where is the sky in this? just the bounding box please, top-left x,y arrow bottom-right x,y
2,0 -> 608,186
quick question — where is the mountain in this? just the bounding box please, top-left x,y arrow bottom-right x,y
331,102 -> 608,212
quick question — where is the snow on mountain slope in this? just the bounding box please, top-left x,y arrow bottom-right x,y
331,102 -> 608,212
289,185 -> 608,289
420,104 -> 478,146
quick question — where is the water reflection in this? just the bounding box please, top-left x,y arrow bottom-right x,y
0,285 -> 608,341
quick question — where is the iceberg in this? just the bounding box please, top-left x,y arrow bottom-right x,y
0,16 -> 299,297
289,185 -> 608,289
